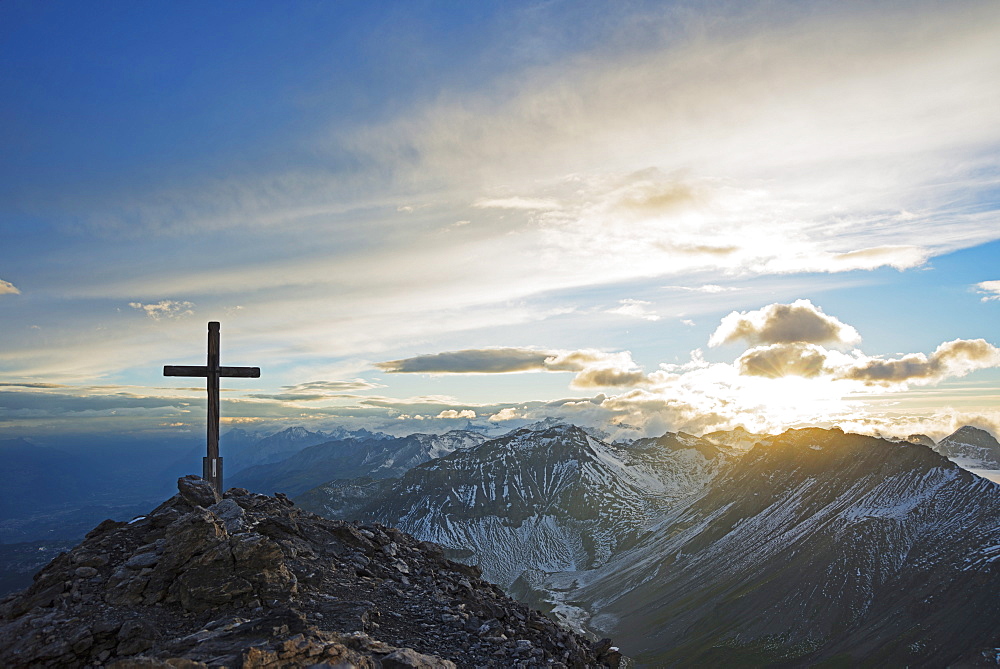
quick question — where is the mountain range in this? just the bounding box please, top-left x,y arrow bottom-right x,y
296,422 -> 1000,666
220,425 -> 390,472
5,419 -> 1000,665
229,429 -> 487,496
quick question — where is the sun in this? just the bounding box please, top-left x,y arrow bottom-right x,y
731,375 -> 858,431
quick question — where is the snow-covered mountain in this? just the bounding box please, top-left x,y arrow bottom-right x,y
299,424 -> 734,588
230,430 -> 486,496
298,422 -> 1000,666
936,425 -> 1000,469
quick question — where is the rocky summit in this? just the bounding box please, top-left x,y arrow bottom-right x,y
0,476 -> 619,668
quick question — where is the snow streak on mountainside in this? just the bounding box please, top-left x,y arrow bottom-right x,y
936,425 -> 1000,470
555,428 -> 1000,666
301,425 -> 735,588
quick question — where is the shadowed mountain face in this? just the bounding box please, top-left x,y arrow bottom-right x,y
561,428 -> 1000,666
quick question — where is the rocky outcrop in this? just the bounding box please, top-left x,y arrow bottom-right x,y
0,475 -> 618,668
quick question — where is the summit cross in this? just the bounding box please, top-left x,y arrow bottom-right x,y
163,321 -> 260,495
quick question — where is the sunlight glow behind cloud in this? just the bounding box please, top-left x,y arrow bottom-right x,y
2,1 -> 999,443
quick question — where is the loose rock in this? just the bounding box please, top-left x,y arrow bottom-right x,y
0,477 -> 618,668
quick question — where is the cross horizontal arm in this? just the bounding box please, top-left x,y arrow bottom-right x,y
219,366 -> 261,378
163,365 -> 261,378
164,365 -> 207,377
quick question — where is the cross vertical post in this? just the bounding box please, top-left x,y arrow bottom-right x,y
164,321 -> 260,495
206,321 -> 221,490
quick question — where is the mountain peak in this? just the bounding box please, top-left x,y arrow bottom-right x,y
950,425 -> 998,441
0,476 -> 619,668
516,417 -> 573,433
937,425 -> 1000,468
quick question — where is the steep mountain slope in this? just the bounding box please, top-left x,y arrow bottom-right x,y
301,425 -> 734,589
553,428 -> 1000,666
936,425 -> 1000,469
0,476 -> 619,668
231,430 -> 486,496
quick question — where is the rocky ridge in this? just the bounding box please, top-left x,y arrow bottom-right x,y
0,476 -> 619,668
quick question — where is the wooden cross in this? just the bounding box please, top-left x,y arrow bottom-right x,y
163,321 -> 260,495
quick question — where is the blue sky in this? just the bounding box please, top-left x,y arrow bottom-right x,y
2,0 -> 1000,442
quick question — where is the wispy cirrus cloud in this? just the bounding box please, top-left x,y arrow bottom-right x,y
0,382 -> 69,389
607,299 -> 660,322
247,379 -> 385,402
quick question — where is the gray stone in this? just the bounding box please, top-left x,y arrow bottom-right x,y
381,647 -> 458,669
124,552 -> 160,570
177,475 -> 220,508
208,498 -> 247,533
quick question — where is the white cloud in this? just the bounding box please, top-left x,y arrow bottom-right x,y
688,285 -> 732,294
976,280 -> 1000,302
129,300 -> 195,320
709,300 -> 861,348
838,338 -> 1000,387
607,299 -> 660,321
437,409 -> 476,419
376,347 -> 650,389
489,407 -> 526,422
376,348 -> 556,374
0,279 -> 20,295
